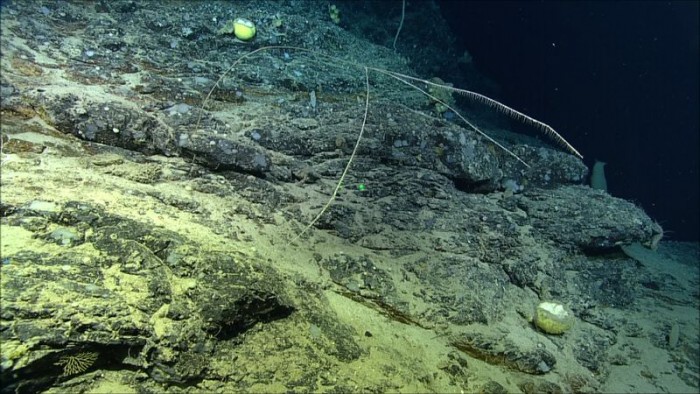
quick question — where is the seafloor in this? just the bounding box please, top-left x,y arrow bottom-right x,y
1,1 -> 698,393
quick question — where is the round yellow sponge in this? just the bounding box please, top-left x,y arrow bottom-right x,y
534,301 -> 575,334
233,18 -> 256,41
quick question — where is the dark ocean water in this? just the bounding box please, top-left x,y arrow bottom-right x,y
439,0 -> 699,241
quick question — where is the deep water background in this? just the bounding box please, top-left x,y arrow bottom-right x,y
437,0 -> 699,241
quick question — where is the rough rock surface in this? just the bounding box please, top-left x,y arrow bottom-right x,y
1,1 -> 697,393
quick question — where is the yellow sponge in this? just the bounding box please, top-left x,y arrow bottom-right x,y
233,18 -> 256,41
534,301 -> 575,334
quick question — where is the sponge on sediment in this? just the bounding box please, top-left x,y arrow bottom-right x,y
534,301 -> 575,334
